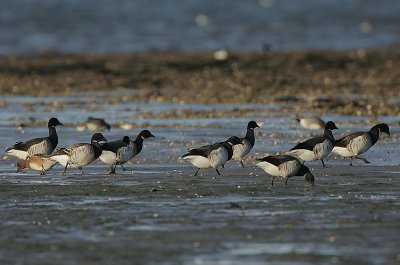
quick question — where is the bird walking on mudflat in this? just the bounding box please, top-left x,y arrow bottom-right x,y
6,117 -> 63,160
256,154 -> 315,187
332,123 -> 390,166
50,133 -> 107,175
232,121 -> 260,167
286,121 -> 338,167
182,136 -> 243,176
99,130 -> 155,174
16,155 -> 57,175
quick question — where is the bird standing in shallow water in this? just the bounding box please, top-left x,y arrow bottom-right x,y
6,117 -> 63,160
332,123 -> 390,166
182,136 -> 243,176
232,121 -> 260,167
50,133 -> 107,176
287,121 -> 338,167
256,155 -> 315,187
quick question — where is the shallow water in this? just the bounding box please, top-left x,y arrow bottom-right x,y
0,95 -> 399,265
1,0 -> 400,54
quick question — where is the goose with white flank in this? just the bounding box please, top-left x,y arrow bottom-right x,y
99,130 -> 155,174
6,117 -> 63,160
182,136 -> 243,176
99,136 -> 131,174
256,155 -> 315,187
332,123 -> 390,166
287,121 -> 338,167
16,155 -> 57,175
50,133 -> 107,175
232,121 -> 260,167
86,117 -> 111,132
296,116 -> 326,130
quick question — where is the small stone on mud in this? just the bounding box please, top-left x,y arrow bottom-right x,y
228,202 -> 241,209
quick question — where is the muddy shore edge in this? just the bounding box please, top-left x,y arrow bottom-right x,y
1,50 -> 399,116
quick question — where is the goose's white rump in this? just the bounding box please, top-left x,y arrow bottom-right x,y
182,155 -> 211,169
257,159 -> 301,178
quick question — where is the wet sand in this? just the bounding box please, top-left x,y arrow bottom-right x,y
1,50 -> 400,116
0,163 -> 399,265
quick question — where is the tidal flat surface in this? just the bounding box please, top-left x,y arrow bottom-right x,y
0,95 -> 399,265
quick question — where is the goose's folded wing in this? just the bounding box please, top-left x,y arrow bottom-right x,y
290,137 -> 325,151
6,137 -> 46,151
335,132 -> 364,147
257,155 -> 297,166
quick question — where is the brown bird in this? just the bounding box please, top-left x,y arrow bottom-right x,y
16,155 -> 57,175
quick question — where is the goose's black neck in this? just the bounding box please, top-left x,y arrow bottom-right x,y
92,142 -> 103,159
134,135 -> 144,154
245,128 -> 256,147
368,126 -> 380,145
48,126 -> 58,148
324,127 -> 335,143
223,142 -> 234,160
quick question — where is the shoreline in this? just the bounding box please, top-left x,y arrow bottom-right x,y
1,50 -> 400,116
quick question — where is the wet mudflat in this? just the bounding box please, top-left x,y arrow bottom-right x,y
0,95 -> 399,265
0,164 -> 399,265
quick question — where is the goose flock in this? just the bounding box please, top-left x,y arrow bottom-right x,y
5,117 -> 390,187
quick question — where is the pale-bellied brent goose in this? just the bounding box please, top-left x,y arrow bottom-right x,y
296,116 -> 326,130
99,130 -> 155,174
232,121 -> 260,167
287,121 -> 338,167
86,117 -> 111,132
50,133 -> 107,175
332,123 -> 390,166
6,117 -> 63,160
256,154 -> 315,187
182,136 -> 243,176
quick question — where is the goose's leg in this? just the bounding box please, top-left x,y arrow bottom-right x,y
349,157 -> 353,166
120,163 -> 126,171
321,159 -> 327,168
215,168 -> 221,175
40,165 -> 46,175
271,176 -> 275,186
285,178 -> 288,187
62,163 -> 69,176
109,165 -> 116,174
355,156 -> 370,164
240,160 -> 245,168
194,168 -> 200,176
79,166 -> 85,175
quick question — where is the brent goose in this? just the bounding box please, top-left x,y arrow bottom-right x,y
332,123 -> 390,166
182,136 -> 243,176
86,117 -> 111,132
296,116 -> 326,130
50,133 -> 107,175
6,117 -> 63,160
16,155 -> 57,175
256,155 -> 315,186
99,136 -> 131,174
99,130 -> 155,174
232,121 -> 260,167
287,121 -> 338,167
